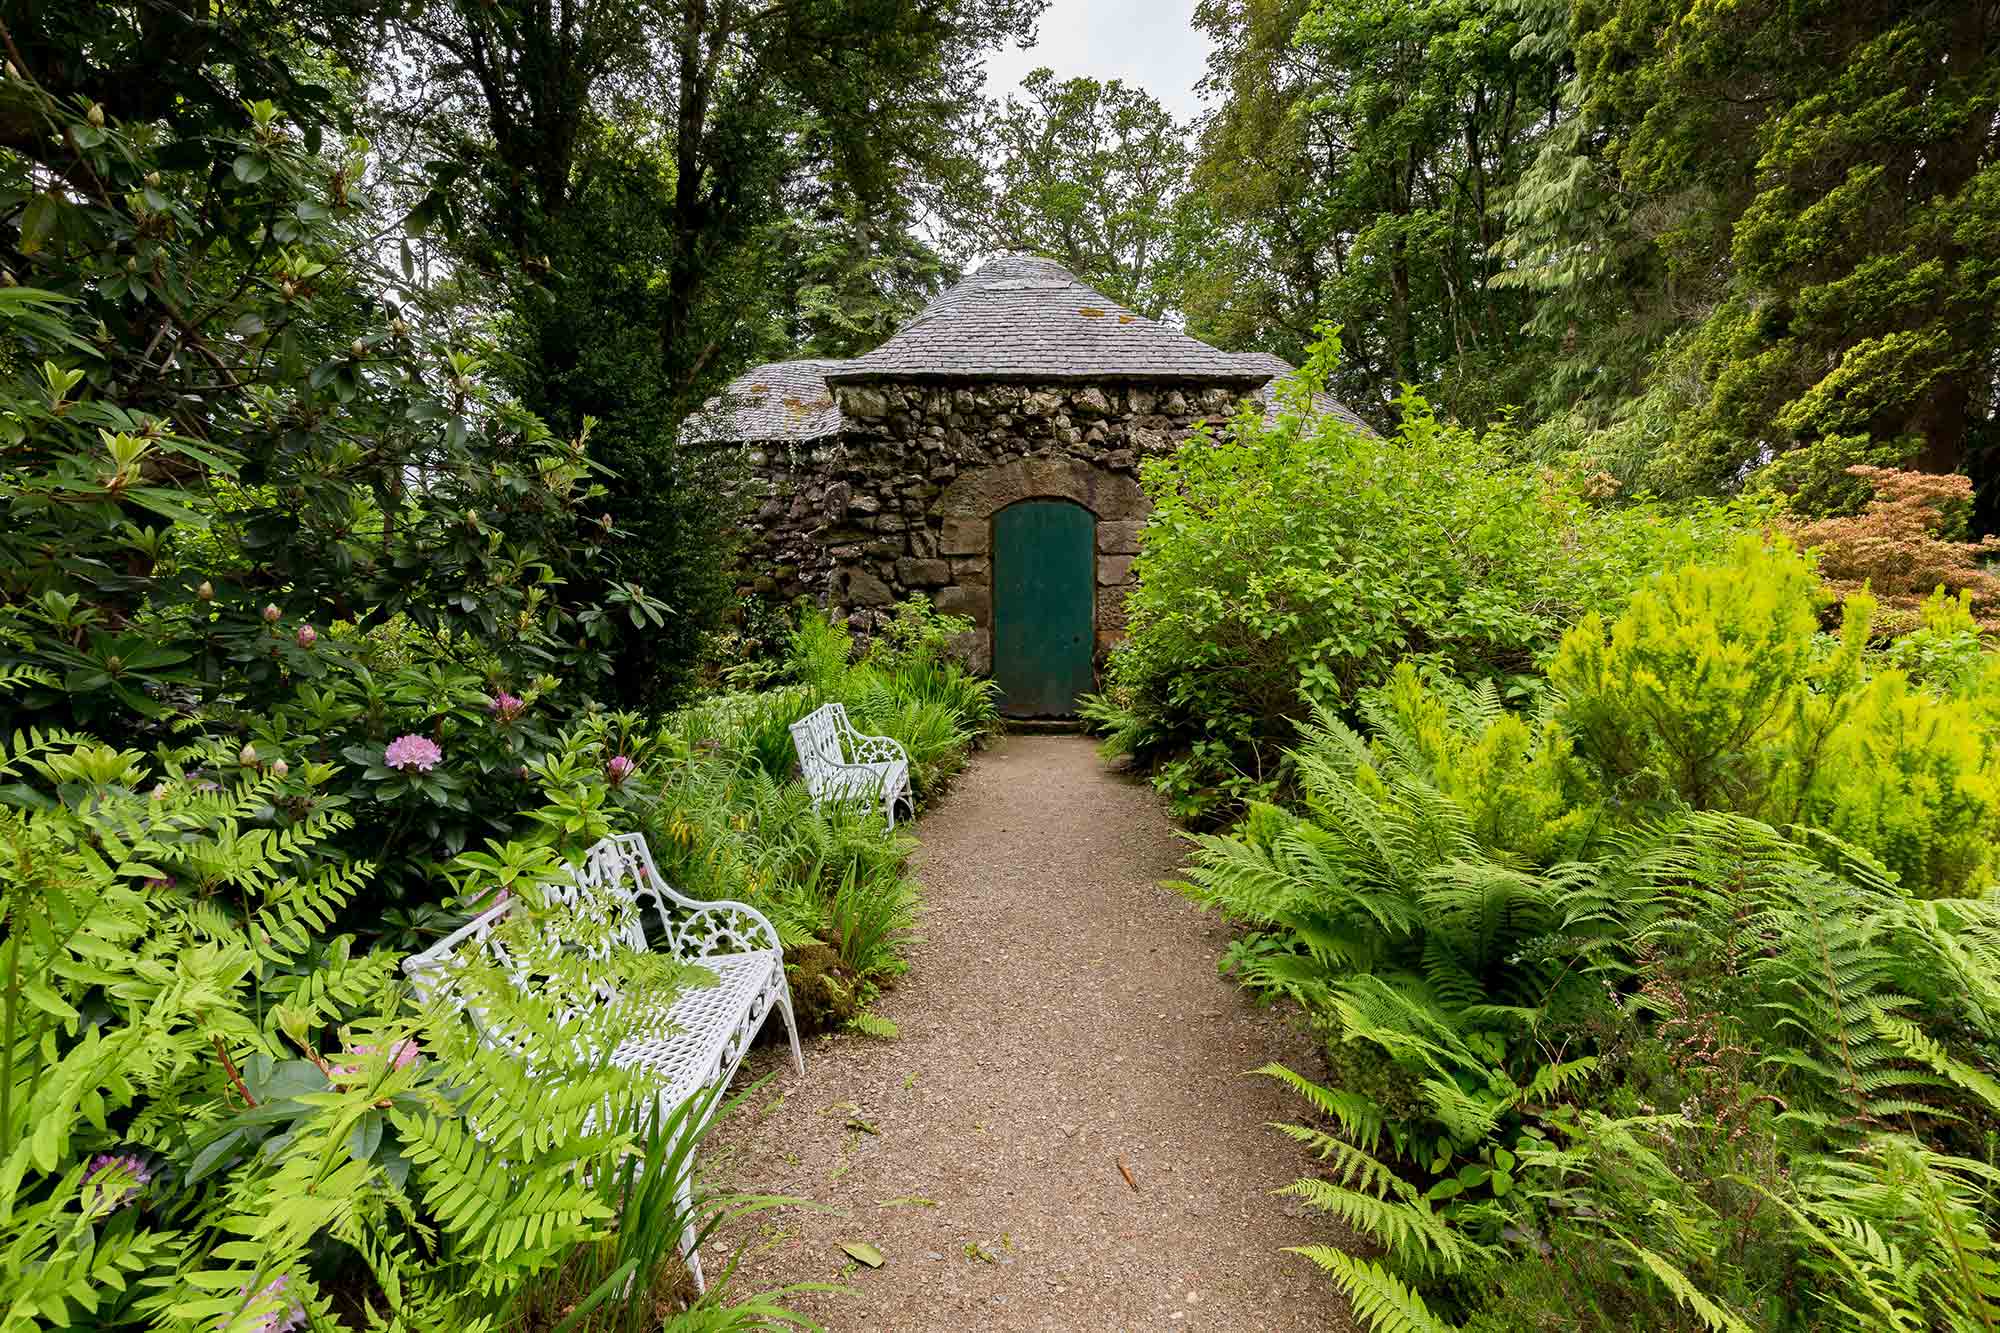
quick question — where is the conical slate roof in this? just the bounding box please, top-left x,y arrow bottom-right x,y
680,359 -> 847,444
824,254 -> 1270,385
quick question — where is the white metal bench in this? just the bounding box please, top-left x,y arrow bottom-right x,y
789,701 -> 915,829
402,832 -> 801,1291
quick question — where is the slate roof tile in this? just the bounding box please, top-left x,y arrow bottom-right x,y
824,254 -> 1269,385
680,358 -> 847,444
682,257 -> 1374,442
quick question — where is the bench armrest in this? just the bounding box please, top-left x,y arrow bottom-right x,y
846,731 -> 909,766
642,893 -> 784,960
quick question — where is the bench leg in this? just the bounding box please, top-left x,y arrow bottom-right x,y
676,1160 -> 706,1295
776,974 -> 805,1077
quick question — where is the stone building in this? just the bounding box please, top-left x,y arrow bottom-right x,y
686,254 -> 1368,717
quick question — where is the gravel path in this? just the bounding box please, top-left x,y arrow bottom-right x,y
705,734 -> 1360,1331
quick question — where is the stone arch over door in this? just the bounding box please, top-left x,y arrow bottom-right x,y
934,456 -> 1148,677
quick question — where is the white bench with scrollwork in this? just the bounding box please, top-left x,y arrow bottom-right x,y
788,701 -> 916,829
401,832 -> 801,1291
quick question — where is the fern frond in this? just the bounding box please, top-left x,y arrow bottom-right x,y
1288,1250 -> 1460,1333
1256,1061 -> 1387,1153
1620,1242 -> 1760,1333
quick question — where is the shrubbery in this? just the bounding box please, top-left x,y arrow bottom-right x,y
0,718 -> 780,1330
1086,345 -> 1748,821
0,593 -> 993,1330
1177,541 -> 2000,1330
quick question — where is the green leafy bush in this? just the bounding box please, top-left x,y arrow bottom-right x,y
1554,539 -> 2000,896
1093,343 -> 1747,821
0,84 -> 668,916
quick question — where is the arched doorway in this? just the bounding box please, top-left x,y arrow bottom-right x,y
991,499 -> 1097,718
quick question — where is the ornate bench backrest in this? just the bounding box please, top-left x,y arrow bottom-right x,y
789,702 -> 853,796
402,833 -> 781,1041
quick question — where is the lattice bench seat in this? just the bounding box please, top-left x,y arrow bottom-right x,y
790,701 -> 915,829
402,832 -> 802,1291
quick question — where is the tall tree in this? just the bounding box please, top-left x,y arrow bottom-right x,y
388,0 -> 1043,701
1185,0 -> 1567,426
1566,0 -> 2000,509
971,67 -> 1192,319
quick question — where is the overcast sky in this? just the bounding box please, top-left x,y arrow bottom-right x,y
981,0 -> 1215,125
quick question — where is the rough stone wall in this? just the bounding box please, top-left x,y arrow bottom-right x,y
726,379 -> 1254,672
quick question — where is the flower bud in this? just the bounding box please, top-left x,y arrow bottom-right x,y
262,603 -> 281,623
349,339 -> 366,359
86,103 -> 104,128
144,171 -> 161,188
270,757 -> 289,777
0,270 -> 15,288
390,318 -> 409,336
295,623 -> 316,648
239,743 -> 257,767
125,256 -> 138,273
196,580 -> 213,601
4,61 -> 19,81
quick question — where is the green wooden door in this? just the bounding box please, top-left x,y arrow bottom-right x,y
992,499 -> 1097,718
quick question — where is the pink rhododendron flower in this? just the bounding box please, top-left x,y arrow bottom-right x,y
331,1039 -> 421,1079
383,734 -> 441,772
488,691 -> 524,723
83,1153 -> 152,1213
295,624 -> 316,648
607,755 -> 636,785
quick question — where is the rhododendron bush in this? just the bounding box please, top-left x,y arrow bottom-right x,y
0,76 -> 669,905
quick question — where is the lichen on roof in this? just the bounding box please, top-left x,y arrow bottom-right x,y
680,359 -> 848,444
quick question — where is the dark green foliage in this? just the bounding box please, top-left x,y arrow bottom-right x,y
1569,0 -> 2000,499
1181,0 -> 1572,427
497,134 -> 748,709
1186,0 -> 2000,519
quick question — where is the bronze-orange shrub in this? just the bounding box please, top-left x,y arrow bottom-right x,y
1788,467 -> 2000,633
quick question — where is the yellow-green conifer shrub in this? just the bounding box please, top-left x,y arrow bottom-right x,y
1809,670 -> 2000,898
1552,539 -> 2000,895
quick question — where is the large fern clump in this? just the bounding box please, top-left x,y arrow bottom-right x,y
1180,541 -> 2000,1332
0,725 -> 808,1333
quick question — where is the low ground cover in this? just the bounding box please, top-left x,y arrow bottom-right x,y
1081,337 -> 1752,824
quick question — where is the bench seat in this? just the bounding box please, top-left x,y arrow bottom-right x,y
402,833 -> 801,1292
